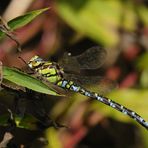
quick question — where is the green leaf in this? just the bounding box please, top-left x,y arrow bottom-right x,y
56,1 -> 147,46
46,128 -> 63,148
136,52 -> 148,70
138,5 -> 148,26
3,66 -> 60,96
121,1 -> 137,31
56,0 -> 121,46
0,113 -> 39,130
0,7 -> 49,37
140,69 -> 148,88
15,114 -> 39,130
8,7 -> 49,29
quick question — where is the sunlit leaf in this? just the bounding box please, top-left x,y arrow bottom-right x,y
138,5 -> 148,26
45,128 -> 63,148
56,0 -> 121,46
3,66 -> 60,96
8,7 -> 49,29
2,79 -> 26,91
56,0 -> 147,46
140,128 -> 148,148
140,69 -> 148,88
122,1 -> 137,31
15,114 -> 39,130
0,114 -> 39,130
0,7 -> 49,37
136,52 -> 148,70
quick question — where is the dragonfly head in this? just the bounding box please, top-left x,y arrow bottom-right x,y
28,55 -> 44,69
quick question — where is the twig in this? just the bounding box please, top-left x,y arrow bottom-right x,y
0,132 -> 13,148
0,16 -> 21,52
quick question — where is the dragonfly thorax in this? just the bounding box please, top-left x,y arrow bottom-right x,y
28,55 -> 64,84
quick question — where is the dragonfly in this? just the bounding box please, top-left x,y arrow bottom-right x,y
27,46 -> 148,130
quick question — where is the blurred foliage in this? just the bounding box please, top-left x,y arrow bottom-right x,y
45,128 -> 63,148
136,52 -> 148,88
140,69 -> 148,88
137,52 -> 148,70
138,5 -> 148,25
0,113 -> 39,130
106,89 -> 148,122
0,0 -> 148,147
56,0 -> 148,46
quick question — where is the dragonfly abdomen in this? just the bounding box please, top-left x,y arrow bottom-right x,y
57,79 -> 148,130
94,94 -> 148,129
57,79 -> 81,91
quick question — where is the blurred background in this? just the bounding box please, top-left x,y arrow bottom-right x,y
0,0 -> 148,148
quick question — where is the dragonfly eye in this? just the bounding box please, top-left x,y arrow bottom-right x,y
28,55 -> 43,68
35,57 -> 43,62
30,55 -> 43,62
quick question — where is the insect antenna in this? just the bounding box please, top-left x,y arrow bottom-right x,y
18,56 -> 27,65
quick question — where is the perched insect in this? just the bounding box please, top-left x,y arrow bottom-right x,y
27,47 -> 148,130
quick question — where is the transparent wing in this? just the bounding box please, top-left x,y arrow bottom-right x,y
64,73 -> 117,95
59,46 -> 107,72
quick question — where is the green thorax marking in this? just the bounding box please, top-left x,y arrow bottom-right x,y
28,55 -> 64,84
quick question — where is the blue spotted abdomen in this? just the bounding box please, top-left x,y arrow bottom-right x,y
57,79 -> 148,129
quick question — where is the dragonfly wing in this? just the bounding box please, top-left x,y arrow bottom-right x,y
64,73 -> 117,95
58,46 -> 106,72
76,46 -> 107,69
59,46 -> 107,72
59,54 -> 81,73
